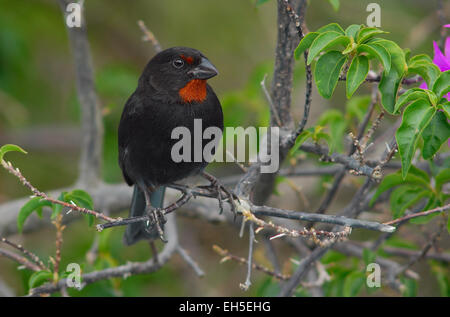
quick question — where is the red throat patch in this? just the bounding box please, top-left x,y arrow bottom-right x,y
179,79 -> 207,103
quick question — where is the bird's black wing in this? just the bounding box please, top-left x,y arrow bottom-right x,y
118,92 -> 139,186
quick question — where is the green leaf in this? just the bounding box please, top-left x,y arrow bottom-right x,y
390,185 -> 431,219
422,111 -> 450,159
343,271 -> 365,297
442,102 -> 450,118
289,128 -> 313,156
405,48 -> 412,61
430,262 -> 450,296
432,70 -> 450,99
65,189 -> 95,226
368,39 -> 406,76
393,88 -> 436,114
407,62 -> 440,89
18,197 -> 52,233
85,214 -> 95,227
370,166 -> 430,205
29,271 -> 53,289
342,41 -> 357,55
435,168 -> 450,193
357,27 -> 388,44
345,24 -> 361,40
256,0 -> 270,6
295,32 -> 319,59
316,23 -> 345,35
396,99 -> 436,178
65,189 -> 94,210
358,43 -> 391,74
317,110 -> 347,152
408,164 -> 431,182
51,192 -> 66,219
379,67 -> 403,114
346,95 -> 371,121
346,55 -> 369,98
362,248 -> 377,266
374,41 -> 407,114
408,54 -> 433,64
307,31 -> 350,65
0,144 -> 27,162
327,0 -> 340,11
314,51 -> 347,99
401,277 -> 417,297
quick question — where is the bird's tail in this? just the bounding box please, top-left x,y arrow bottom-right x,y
123,185 -> 166,245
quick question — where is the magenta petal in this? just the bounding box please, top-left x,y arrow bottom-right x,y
419,82 -> 428,89
445,24 -> 450,28
433,41 -> 450,71
445,37 -> 450,59
445,92 -> 450,101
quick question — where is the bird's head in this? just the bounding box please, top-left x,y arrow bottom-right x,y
139,47 -> 218,103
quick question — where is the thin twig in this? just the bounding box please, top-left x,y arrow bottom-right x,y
395,220 -> 446,277
1,159 -> 115,222
261,74 -> 282,127
176,246 -> 205,277
282,0 -> 313,147
0,237 -> 47,271
384,203 -> 450,226
213,245 -> 290,281
240,222 -> 255,291
59,0 -> 103,187
137,20 -> 162,53
52,213 -> 65,281
29,214 -> 178,296
0,248 -> 42,272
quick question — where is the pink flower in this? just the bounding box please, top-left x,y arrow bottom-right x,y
419,25 -> 450,101
420,25 -> 450,147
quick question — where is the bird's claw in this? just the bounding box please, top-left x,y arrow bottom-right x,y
145,207 -> 167,243
201,172 -> 238,217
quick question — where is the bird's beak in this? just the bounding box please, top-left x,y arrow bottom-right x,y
188,57 -> 218,80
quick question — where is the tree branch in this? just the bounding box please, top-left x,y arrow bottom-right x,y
58,0 -> 103,187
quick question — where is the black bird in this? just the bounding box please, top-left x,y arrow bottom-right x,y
118,47 -> 224,245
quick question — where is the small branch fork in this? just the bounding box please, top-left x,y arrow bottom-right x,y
0,237 -> 47,271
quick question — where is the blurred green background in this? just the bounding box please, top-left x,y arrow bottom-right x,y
0,0 -> 448,296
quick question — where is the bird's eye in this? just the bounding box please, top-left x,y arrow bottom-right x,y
173,59 -> 184,69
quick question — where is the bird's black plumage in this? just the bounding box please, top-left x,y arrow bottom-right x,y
118,47 -> 223,245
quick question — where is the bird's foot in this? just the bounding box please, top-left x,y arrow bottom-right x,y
200,172 -> 238,216
145,207 -> 167,243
